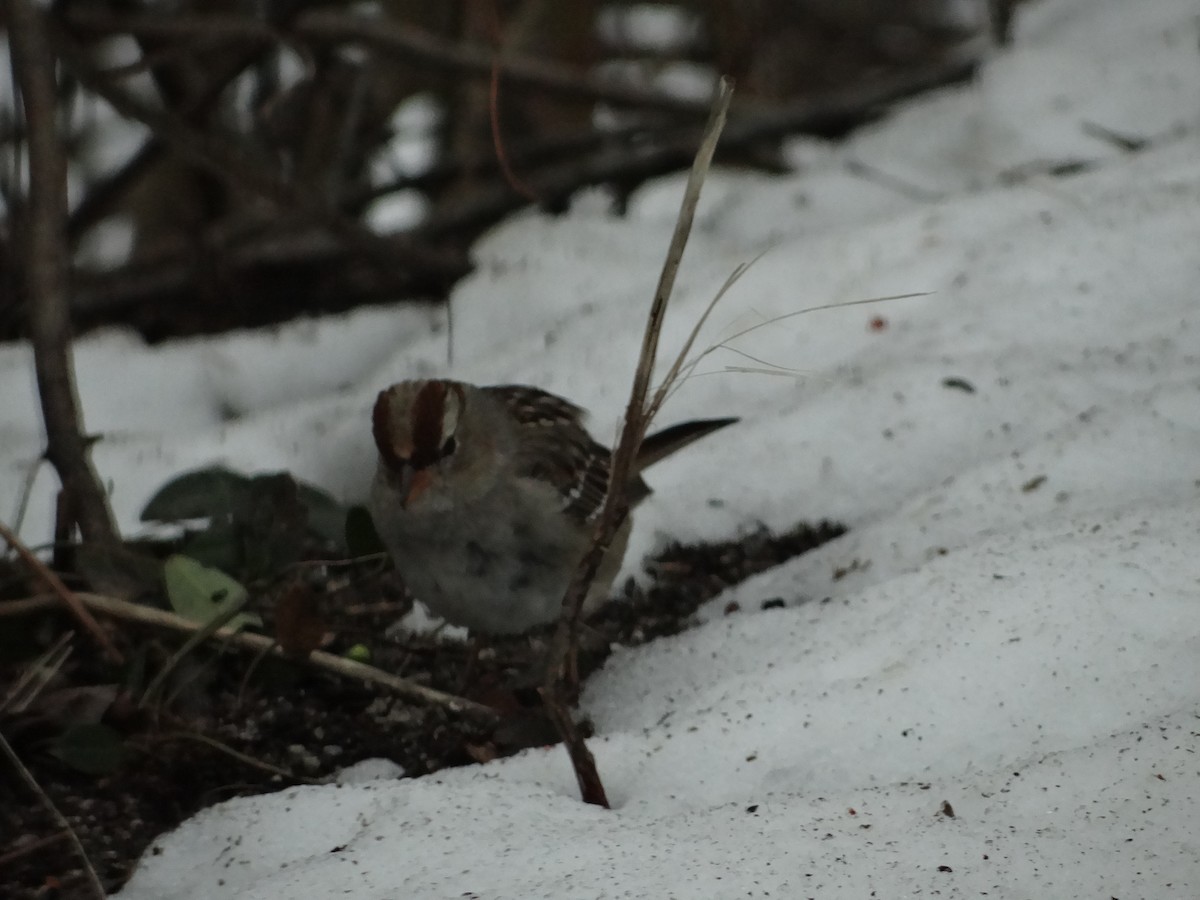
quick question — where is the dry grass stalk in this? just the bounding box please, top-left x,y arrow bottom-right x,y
540,76 -> 736,809
1,631 -> 74,714
0,649 -> 106,899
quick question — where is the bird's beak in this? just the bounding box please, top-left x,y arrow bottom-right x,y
399,467 -> 434,508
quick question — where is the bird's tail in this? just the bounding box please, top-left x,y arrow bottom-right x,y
635,417 -> 738,471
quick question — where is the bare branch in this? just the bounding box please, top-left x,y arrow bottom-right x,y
66,19 -> 287,244
65,9 -> 279,44
294,9 -> 709,118
0,521 -> 124,664
7,0 -> 119,546
419,54 -> 978,241
51,27 -> 469,286
53,54 -> 974,330
2,590 -> 499,724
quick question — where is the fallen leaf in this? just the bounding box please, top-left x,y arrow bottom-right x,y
274,583 -> 327,659
163,555 -> 260,631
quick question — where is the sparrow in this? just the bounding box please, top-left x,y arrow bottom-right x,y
369,379 -> 736,635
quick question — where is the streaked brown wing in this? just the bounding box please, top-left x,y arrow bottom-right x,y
483,385 -> 611,524
484,384 -> 654,524
526,433 -> 614,524
483,384 -> 586,429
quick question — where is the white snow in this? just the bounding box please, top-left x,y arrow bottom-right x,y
2,0 -> 1199,896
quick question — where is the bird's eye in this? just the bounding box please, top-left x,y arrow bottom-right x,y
440,435 -> 457,458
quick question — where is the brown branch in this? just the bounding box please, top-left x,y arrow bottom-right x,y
67,226 -> 348,316
59,6 -> 707,220
64,8 -> 709,117
66,141 -> 161,243
65,9 -> 279,44
294,9 -> 709,118
65,15 -> 290,243
539,77 -> 735,810
7,0 -> 119,547
2,590 -> 499,723
8,51 -> 978,341
95,38 -> 234,81
725,53 -> 978,143
419,53 -> 978,240
51,27 -> 469,286
55,54 -> 975,330
0,521 -> 124,664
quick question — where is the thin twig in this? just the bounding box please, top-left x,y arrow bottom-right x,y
8,454 -> 46,538
0,829 -> 73,868
484,1 -> 538,202
7,0 -> 119,547
236,639 -> 276,708
540,77 -> 735,809
140,731 -> 329,785
0,630 -> 73,714
0,521 -> 124,664
0,729 -> 107,899
4,591 -> 498,723
294,9 -> 709,118
139,589 -> 254,709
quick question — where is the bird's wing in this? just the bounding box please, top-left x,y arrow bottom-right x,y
483,384 -> 587,429
484,386 -> 735,523
483,385 -> 619,524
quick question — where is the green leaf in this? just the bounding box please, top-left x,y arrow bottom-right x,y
141,467 -> 249,522
52,723 -> 127,775
146,466 -> 348,581
163,555 -> 261,632
345,505 -> 386,559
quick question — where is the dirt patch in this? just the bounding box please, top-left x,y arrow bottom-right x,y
0,520 -> 843,899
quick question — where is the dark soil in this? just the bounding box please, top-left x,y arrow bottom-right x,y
0,520 -> 844,900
